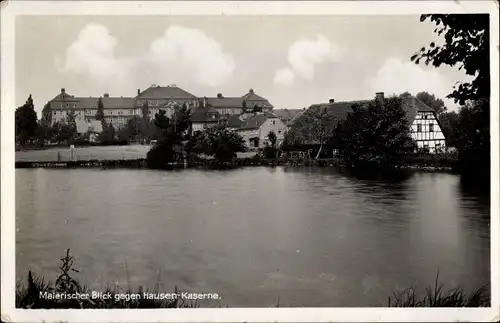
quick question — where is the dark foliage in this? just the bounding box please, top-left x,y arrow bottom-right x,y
262,131 -> 279,159
331,96 -> 417,170
189,127 -> 246,163
411,14 -> 490,183
15,95 -> 38,144
41,102 -> 52,126
99,122 -> 116,144
95,97 -> 105,122
146,105 -> 192,169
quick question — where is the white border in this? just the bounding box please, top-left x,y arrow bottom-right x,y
1,1 -> 499,322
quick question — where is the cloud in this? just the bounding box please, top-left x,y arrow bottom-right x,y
55,24 -> 133,86
367,58 -> 464,109
274,34 -> 343,86
56,23 -> 235,90
148,25 -> 235,87
273,67 -> 295,86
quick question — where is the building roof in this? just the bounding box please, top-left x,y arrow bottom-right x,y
241,89 -> 274,108
273,109 -> 303,120
191,107 -> 220,123
51,89 -> 135,110
291,94 -> 438,144
206,97 -> 244,108
273,109 -> 307,125
220,114 -> 244,129
136,85 -> 197,99
401,95 -> 436,124
239,112 -> 277,130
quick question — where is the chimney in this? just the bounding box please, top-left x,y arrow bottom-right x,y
249,88 -> 254,93
61,88 -> 65,94
375,92 -> 384,103
104,93 -> 109,98
137,89 -> 140,95
217,93 -> 223,98
329,98 -> 335,103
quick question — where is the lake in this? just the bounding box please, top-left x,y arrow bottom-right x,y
15,166 -> 490,307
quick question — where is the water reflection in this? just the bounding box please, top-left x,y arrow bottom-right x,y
15,167 -> 490,307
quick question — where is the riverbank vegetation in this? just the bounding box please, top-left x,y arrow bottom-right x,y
411,14 -> 490,184
16,250 -> 489,308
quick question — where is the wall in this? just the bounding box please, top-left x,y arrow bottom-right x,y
410,111 -> 446,153
238,118 -> 288,149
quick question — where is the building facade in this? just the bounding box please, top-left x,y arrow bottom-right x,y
49,85 -> 275,132
237,113 -> 287,149
404,96 -> 446,152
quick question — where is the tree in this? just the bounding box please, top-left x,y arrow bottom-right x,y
34,122 -> 57,147
41,102 -> 52,126
117,116 -> 141,141
285,105 -> 336,158
95,97 -> 105,122
146,105 -> 192,169
411,14 -> 489,181
438,111 -> 459,146
242,100 -> 248,113
415,91 -> 447,115
263,131 -> 279,159
138,101 -> 153,140
252,105 -> 264,113
331,96 -> 417,170
66,110 -> 77,124
100,123 -> 116,144
53,122 -> 77,143
190,127 -> 246,163
15,94 -> 38,144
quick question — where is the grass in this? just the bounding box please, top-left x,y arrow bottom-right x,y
16,250 -> 490,308
387,270 -> 490,307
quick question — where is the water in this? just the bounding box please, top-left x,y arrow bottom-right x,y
15,167 -> 490,307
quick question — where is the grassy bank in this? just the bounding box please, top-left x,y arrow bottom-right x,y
16,250 -> 489,308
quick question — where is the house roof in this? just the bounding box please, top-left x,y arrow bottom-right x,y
220,114 -> 244,128
401,96 -> 436,124
136,85 -> 197,99
191,107 -> 220,123
206,97 -> 244,108
51,90 -> 135,110
273,109 -> 307,125
51,91 -> 78,102
291,95 -> 437,143
273,109 -> 303,120
75,97 -> 135,110
239,112 -> 277,130
241,89 -> 274,107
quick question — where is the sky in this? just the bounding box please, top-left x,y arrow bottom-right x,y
15,15 -> 473,116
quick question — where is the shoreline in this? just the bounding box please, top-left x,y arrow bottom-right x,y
15,158 -> 454,173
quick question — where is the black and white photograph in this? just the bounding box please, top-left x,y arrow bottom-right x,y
1,1 -> 498,322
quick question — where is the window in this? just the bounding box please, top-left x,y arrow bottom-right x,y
417,124 -> 422,132
53,111 -> 56,115
429,123 -> 434,132
423,115 -> 428,119
272,120 -> 276,125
